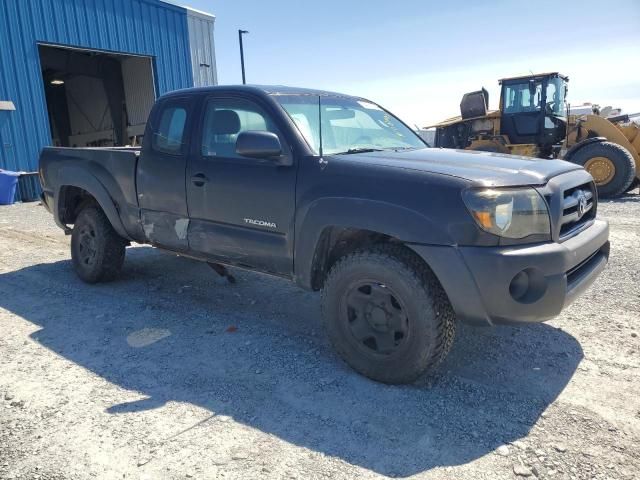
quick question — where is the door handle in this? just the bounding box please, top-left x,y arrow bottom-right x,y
191,173 -> 208,187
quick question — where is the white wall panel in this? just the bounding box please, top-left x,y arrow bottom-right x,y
187,9 -> 217,87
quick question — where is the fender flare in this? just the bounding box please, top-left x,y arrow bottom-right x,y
293,197 -> 453,289
54,166 -> 129,239
563,137 -> 607,162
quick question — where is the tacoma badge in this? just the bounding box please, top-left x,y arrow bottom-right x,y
244,218 -> 277,229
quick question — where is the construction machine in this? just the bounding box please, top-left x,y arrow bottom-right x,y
430,72 -> 640,197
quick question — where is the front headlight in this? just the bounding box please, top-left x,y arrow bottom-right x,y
462,187 -> 550,239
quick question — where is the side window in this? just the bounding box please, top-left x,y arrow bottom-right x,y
201,98 -> 280,158
152,103 -> 188,155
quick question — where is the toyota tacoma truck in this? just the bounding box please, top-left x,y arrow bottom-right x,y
39,85 -> 610,384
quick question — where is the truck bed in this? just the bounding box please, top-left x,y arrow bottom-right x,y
39,146 -> 143,240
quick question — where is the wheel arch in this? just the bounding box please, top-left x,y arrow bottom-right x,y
294,198 -> 454,291
54,167 -> 129,239
306,226 -> 398,291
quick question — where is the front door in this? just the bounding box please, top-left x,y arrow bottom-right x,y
186,95 -> 297,276
137,96 -> 194,250
500,80 -> 543,144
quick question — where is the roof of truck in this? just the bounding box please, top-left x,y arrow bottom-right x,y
162,84 -> 358,99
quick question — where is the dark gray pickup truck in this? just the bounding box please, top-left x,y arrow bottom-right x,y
40,85 -> 610,383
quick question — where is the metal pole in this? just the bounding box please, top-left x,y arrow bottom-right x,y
238,30 -> 249,84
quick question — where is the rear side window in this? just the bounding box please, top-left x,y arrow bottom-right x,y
152,104 -> 188,155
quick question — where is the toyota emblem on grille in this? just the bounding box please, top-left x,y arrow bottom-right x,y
577,191 -> 588,218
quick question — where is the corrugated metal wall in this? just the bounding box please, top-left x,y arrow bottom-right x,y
0,0 -> 208,201
187,9 -> 218,87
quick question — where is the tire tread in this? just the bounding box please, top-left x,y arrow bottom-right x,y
71,206 -> 126,283
321,244 -> 456,383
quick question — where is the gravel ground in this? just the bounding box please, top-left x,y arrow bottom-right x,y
0,194 -> 639,480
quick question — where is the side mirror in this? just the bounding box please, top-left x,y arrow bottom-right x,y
236,131 -> 286,162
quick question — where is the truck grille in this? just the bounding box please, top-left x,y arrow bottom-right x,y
559,181 -> 596,238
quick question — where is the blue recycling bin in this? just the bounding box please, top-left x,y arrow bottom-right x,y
0,169 -> 20,205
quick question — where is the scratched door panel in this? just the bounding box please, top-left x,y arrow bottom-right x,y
136,97 -> 193,249
140,210 -> 189,251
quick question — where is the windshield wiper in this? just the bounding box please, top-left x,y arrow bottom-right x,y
338,147 -> 385,155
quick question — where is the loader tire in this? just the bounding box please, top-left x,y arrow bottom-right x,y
569,141 -> 636,198
321,245 -> 456,384
71,206 -> 127,283
624,178 -> 639,193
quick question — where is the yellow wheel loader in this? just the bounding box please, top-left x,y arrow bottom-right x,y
430,73 -> 640,197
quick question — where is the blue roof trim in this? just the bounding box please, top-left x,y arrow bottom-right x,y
143,0 -> 188,14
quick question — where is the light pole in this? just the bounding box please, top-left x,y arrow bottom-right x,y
238,29 -> 249,84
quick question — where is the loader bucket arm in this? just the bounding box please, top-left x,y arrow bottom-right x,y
570,114 -> 640,173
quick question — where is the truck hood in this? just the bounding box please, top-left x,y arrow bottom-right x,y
339,148 -> 583,187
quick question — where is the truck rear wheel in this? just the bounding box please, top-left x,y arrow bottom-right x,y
570,141 -> 636,198
321,245 -> 456,384
71,206 -> 127,283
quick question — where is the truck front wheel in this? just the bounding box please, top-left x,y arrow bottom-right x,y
321,245 -> 456,384
71,206 -> 127,283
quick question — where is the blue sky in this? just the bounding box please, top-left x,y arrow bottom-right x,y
185,0 -> 640,126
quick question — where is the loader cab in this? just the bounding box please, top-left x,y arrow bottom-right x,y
499,73 -> 568,154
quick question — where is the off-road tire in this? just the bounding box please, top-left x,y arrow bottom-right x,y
71,206 -> 126,283
321,244 -> 456,384
569,141 -> 636,198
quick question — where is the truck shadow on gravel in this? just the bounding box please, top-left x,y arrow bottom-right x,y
0,246 -> 583,477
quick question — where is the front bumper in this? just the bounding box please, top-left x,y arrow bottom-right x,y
410,219 -> 609,325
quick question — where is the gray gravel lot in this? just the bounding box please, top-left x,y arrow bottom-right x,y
0,194 -> 639,480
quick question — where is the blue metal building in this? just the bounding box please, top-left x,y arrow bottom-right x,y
0,0 -> 217,201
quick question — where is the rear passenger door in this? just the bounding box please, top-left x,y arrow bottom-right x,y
186,95 -> 297,276
137,97 -> 193,250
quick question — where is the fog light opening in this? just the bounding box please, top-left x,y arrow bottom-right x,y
509,268 -> 547,304
509,271 -> 529,300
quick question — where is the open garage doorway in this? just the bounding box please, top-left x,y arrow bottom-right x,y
38,44 -> 156,148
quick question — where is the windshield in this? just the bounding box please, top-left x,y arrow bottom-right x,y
274,95 -> 426,155
545,77 -> 567,116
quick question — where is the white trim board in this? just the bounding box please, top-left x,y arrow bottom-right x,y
0,101 -> 16,111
